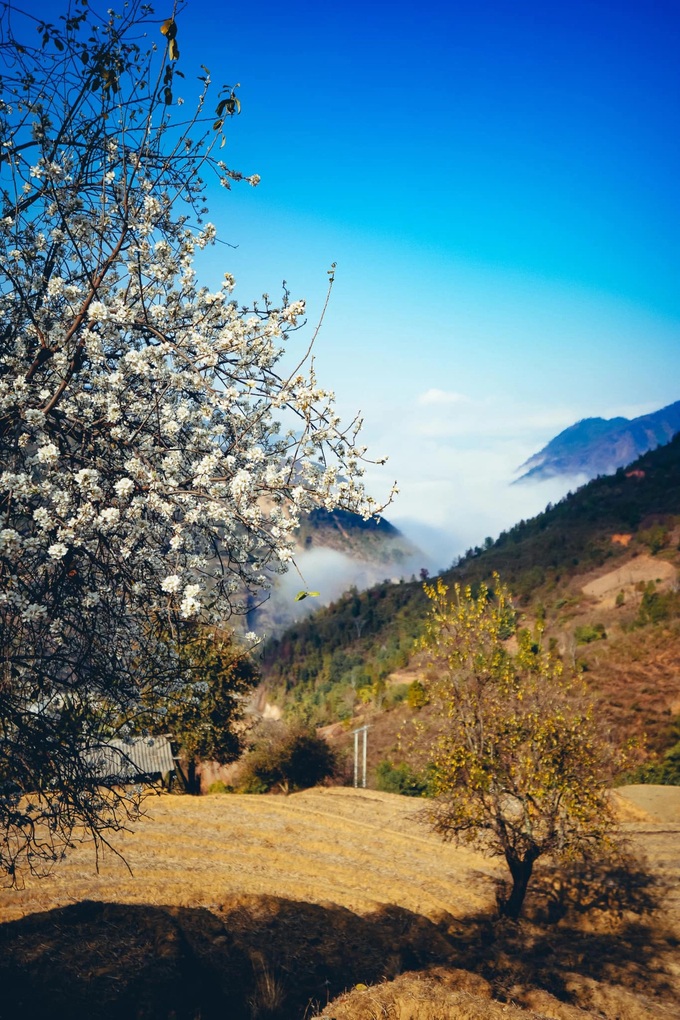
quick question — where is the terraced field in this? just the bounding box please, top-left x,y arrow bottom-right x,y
1,786 -> 679,1019
0,788 -> 500,923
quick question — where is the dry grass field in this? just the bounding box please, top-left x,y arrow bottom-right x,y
0,786 -> 679,1019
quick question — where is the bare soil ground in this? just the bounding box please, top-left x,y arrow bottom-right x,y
0,786 -> 678,1019
581,554 -> 677,606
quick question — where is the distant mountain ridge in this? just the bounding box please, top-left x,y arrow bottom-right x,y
516,399 -> 680,483
249,508 -> 429,636
297,508 -> 400,553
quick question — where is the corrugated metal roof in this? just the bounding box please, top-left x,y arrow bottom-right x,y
86,735 -> 175,782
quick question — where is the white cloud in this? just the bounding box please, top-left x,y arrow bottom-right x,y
361,393 -> 595,571
413,393 -> 580,441
417,388 -> 471,406
259,544 -> 435,635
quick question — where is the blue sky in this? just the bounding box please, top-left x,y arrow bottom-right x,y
24,0 -> 680,565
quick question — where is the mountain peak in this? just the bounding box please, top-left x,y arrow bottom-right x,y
516,400 -> 680,483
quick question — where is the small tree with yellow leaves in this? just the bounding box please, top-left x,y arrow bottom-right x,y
420,575 -> 618,919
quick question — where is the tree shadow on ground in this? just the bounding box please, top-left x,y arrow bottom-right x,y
0,855 -> 676,1019
525,850 -> 666,925
455,852 -> 678,1008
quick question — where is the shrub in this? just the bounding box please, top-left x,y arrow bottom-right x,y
375,760 -> 428,797
635,583 -> 680,626
406,679 -> 428,709
575,622 -> 607,644
383,684 -> 409,709
623,739 -> 680,786
638,523 -> 669,554
238,725 -> 339,794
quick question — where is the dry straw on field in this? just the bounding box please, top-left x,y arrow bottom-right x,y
1,786 -> 679,1020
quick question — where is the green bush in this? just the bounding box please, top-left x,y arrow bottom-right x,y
238,724 -> 339,794
382,683 -> 409,709
375,760 -> 428,797
407,679 -> 428,709
634,583 -> 680,626
206,781 -> 234,794
575,622 -> 607,644
623,742 -> 680,786
638,523 -> 669,555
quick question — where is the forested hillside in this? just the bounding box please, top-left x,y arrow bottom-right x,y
468,431 -> 680,597
260,435 -> 680,770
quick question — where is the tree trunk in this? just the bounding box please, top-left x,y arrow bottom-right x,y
173,758 -> 200,795
500,851 -> 537,919
186,758 -> 200,795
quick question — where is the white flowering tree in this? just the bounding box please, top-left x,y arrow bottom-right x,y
0,0 -> 390,879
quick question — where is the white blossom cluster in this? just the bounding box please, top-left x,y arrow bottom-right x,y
0,0 -> 394,878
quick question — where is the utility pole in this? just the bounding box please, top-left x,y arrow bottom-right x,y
352,724 -> 370,788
